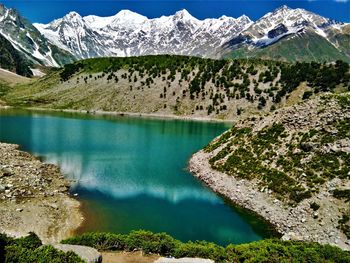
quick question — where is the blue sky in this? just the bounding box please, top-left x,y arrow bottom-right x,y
2,0 -> 350,23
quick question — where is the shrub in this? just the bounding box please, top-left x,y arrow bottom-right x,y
5,245 -> 84,263
310,202 -> 320,211
1,233 -> 83,263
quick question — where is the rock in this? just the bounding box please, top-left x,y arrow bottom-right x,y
155,258 -> 215,263
0,168 -> 12,177
49,204 -> 59,210
300,143 -> 313,152
52,244 -> 102,263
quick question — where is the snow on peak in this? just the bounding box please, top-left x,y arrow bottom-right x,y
174,9 -> 198,22
237,15 -> 252,23
64,11 -> 83,21
274,5 -> 292,12
113,9 -> 147,22
84,14 -> 117,29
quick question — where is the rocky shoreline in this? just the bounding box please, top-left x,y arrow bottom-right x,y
0,142 -> 83,243
189,150 -> 350,250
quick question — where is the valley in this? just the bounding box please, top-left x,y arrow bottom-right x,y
0,1 -> 350,262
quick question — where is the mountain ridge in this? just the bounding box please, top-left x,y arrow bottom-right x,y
33,8 -> 253,59
33,5 -> 349,62
0,4 -> 349,77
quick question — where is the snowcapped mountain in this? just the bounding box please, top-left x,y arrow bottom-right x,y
0,3 -> 348,74
231,5 -> 343,46
223,5 -> 349,62
0,4 -> 75,67
34,9 -> 253,59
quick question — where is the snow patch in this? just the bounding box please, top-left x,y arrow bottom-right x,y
30,68 -> 46,77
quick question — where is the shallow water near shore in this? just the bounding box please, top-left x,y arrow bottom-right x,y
0,108 -> 275,245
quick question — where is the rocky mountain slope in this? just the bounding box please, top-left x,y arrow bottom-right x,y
0,4 -> 75,68
222,6 -> 350,62
190,93 -> 350,249
0,34 -> 32,77
1,56 -> 349,120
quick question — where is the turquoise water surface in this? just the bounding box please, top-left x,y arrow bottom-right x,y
0,109 -> 273,245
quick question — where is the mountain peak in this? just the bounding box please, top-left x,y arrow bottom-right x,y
112,9 -> 148,24
238,14 -> 252,23
115,9 -> 147,19
62,11 -> 84,23
174,9 -> 196,20
276,5 -> 292,11
66,11 -> 81,18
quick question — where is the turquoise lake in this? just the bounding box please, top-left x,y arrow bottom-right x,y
0,109 -> 274,246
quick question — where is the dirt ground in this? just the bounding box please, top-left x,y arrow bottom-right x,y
101,251 -> 159,263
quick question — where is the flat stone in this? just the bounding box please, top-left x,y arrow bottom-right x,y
52,244 -> 102,263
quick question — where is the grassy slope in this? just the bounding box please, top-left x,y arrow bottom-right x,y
0,68 -> 32,106
226,32 -> 350,63
2,55 -> 349,120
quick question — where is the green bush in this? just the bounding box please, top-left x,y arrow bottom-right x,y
62,230 -> 179,256
11,232 -> 42,250
0,233 -> 83,263
5,245 -> 84,263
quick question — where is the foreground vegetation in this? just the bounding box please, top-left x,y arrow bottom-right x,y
62,230 -> 350,262
2,230 -> 349,262
2,55 -> 349,119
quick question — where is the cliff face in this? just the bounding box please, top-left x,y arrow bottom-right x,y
190,93 -> 350,249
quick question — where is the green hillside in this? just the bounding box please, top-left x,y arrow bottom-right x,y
1,55 -> 349,120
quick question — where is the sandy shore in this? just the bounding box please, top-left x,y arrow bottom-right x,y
0,142 -> 83,244
189,150 -> 350,250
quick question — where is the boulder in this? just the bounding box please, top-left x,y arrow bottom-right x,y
52,244 -> 102,263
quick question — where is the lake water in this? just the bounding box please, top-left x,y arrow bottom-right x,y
0,109 -> 274,246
